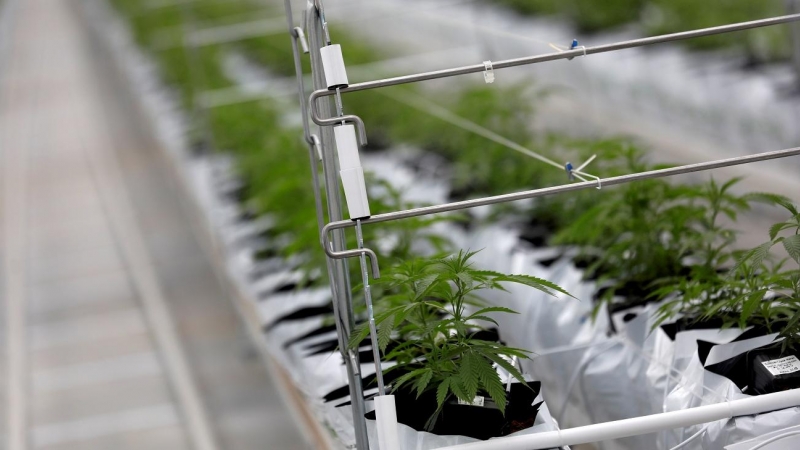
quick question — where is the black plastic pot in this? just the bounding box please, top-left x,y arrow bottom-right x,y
698,332 -> 800,396
747,346 -> 800,395
365,381 -> 542,440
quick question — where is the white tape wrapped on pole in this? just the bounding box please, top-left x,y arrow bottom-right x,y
334,124 -> 370,219
321,44 -> 349,89
434,389 -> 800,450
375,395 -> 401,450
334,124 -> 361,170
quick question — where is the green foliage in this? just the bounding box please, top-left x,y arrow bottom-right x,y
654,196 -> 800,351
108,0 -> 459,287
491,0 -> 643,33
489,0 -> 788,61
554,148 -> 684,297
349,251 -> 570,428
718,199 -> 800,349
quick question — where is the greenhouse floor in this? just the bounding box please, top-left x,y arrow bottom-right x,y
0,0 -> 311,448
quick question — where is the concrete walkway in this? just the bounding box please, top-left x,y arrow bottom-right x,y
0,0 -> 312,448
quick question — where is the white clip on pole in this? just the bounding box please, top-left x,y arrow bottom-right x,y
483,60 -> 495,84
320,44 -> 349,90
322,43 -> 369,219
334,124 -> 371,219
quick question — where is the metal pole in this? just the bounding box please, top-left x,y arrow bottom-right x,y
321,147 -> 800,245
306,3 -> 371,449
355,220 -> 385,396
280,0 -> 324,229
309,13 -> 800,102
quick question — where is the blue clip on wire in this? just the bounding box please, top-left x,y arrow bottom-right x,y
565,162 -> 574,181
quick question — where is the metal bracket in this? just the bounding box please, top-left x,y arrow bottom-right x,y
309,90 -> 368,145
293,26 -> 309,53
321,222 -> 380,279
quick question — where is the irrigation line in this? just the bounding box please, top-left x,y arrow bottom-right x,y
321,147 -> 800,251
379,88 -> 597,179
310,13 -> 800,101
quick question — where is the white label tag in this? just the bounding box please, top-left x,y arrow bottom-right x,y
458,396 -> 485,407
762,355 -> 800,376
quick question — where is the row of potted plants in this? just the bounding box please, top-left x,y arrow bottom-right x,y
110,0 -> 800,445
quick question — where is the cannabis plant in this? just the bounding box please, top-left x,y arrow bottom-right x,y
698,196 -> 800,350
350,250 -> 570,429
553,147 -> 701,305
651,194 -> 800,350
651,178 -> 754,325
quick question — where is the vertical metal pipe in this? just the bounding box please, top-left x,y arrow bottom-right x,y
280,0 -> 325,233
355,220 -> 385,396
306,3 -> 370,449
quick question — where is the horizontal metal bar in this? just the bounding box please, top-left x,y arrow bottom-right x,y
321,147 -> 800,240
310,13 -> 800,101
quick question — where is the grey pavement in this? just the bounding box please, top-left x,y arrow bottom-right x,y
0,0 -> 314,448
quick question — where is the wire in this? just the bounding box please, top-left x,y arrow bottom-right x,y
380,88 -> 595,179
381,89 -> 560,168
748,430 -> 800,450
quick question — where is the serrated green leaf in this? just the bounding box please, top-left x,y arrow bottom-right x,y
744,193 -> 797,215
377,316 -> 394,353
494,274 -> 574,298
783,235 -> 800,264
739,289 -> 767,328
348,322 -> 371,350
474,354 -> 507,415
414,368 -> 433,398
458,352 -> 479,400
731,241 -> 773,276
435,379 -> 450,409
448,375 -> 469,403
480,351 -> 526,387
467,315 -> 498,326
467,306 -> 519,319
770,222 -> 795,240
393,368 -> 430,393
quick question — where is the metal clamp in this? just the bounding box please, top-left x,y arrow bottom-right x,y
309,90 -> 368,146
293,27 -> 309,54
321,222 -> 380,279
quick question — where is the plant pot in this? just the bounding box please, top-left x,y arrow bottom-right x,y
365,381 -> 542,440
695,330 -> 800,396
747,346 -> 800,395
